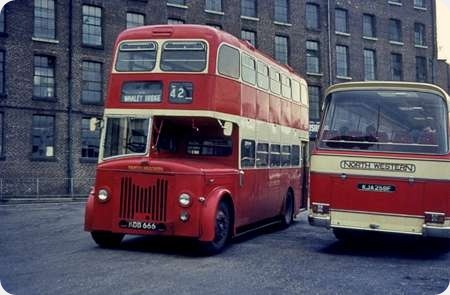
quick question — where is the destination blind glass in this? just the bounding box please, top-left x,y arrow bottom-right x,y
121,81 -> 162,103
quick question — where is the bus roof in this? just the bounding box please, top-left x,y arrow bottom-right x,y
325,81 -> 450,102
116,24 -> 304,81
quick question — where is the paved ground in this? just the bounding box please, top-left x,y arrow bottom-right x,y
0,202 -> 449,295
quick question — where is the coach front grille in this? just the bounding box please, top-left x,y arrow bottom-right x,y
119,177 -> 168,222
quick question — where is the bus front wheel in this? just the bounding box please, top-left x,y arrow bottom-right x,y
199,201 -> 231,255
91,231 -> 124,248
280,191 -> 294,228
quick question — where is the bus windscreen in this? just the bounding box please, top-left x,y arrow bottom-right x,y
318,90 -> 448,154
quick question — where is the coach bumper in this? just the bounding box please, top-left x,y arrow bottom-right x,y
308,214 -> 331,228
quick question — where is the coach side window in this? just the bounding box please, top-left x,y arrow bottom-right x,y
242,53 -> 256,85
292,80 -> 301,102
257,61 -> 269,90
281,74 -> 291,99
270,69 -> 281,95
218,45 -> 240,79
270,144 -> 281,167
241,139 -> 255,167
291,145 -> 300,166
256,143 -> 269,167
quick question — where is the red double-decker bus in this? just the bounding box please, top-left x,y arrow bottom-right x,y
309,82 -> 450,240
84,25 -> 309,254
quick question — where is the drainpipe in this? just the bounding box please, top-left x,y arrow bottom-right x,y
431,0 -> 437,84
327,0 -> 333,86
67,0 -> 74,194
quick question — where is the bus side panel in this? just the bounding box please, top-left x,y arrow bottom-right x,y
269,94 -> 281,124
300,105 -> 309,131
256,90 -> 270,122
291,105 -> 302,130
423,182 -> 450,215
280,99 -> 291,127
241,84 -> 257,119
213,77 -> 241,116
309,172 -> 333,205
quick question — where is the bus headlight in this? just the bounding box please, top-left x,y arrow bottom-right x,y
179,193 -> 192,207
98,189 -> 109,202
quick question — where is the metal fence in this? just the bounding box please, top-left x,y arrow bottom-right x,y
0,178 -> 95,200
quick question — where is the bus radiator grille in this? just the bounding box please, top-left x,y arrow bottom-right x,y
119,177 -> 168,222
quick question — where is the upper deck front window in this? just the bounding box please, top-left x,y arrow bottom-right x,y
318,90 -> 448,154
160,41 -> 207,72
115,41 -> 157,72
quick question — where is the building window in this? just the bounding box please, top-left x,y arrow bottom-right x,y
336,45 -> 349,77
363,49 -> 376,80
0,112 -> 3,157
416,56 -> 427,82
241,29 -> 256,46
389,0 -> 402,4
81,61 -> 102,104
335,8 -> 348,33
33,55 -> 55,99
81,118 -> 100,159
34,0 -> 56,40
274,0 -> 289,23
207,23 -> 221,29
274,35 -> 288,65
414,0 -> 426,8
82,5 -> 102,46
308,86 -> 321,121
126,12 -> 144,29
362,14 -> 376,38
414,23 -> 426,46
306,40 -> 320,74
168,18 -> 185,24
241,0 -> 256,18
0,51 -> 4,95
168,0 -> 185,5
31,115 -> 55,159
0,9 -> 5,33
391,53 -> 403,81
389,19 -> 402,42
306,3 -> 320,30
205,0 -> 222,12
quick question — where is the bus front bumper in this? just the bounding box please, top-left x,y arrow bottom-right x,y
308,214 -> 331,228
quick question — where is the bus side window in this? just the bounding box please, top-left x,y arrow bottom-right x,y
257,61 -> 269,90
218,45 -> 240,79
281,145 -> 291,166
242,54 -> 256,85
281,75 -> 291,99
270,144 -> 281,167
270,69 -> 281,95
292,80 -> 301,102
291,145 -> 300,166
256,142 -> 269,167
241,139 -> 255,167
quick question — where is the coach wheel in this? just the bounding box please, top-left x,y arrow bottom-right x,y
91,231 -> 124,248
280,191 -> 294,228
199,201 -> 231,255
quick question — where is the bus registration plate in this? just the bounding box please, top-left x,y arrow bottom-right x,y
357,183 -> 396,193
119,220 -> 161,231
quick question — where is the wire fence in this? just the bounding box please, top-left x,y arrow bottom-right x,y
0,178 -> 95,200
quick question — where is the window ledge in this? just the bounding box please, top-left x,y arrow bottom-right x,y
167,3 -> 188,9
415,44 -> 428,49
80,158 -> 98,164
336,75 -> 352,80
32,37 -> 59,44
414,6 -> 427,11
32,96 -> 57,102
204,9 -> 224,16
362,36 -> 378,41
241,15 -> 259,21
389,41 -> 404,46
388,1 -> 403,6
273,21 -> 292,27
307,72 -> 324,77
31,157 -> 57,162
335,31 -> 350,37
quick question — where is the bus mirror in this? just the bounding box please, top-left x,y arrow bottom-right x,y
223,121 -> 233,136
89,118 -> 103,131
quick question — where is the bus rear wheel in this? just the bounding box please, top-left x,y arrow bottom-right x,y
199,201 -> 231,255
91,231 -> 124,248
280,191 -> 294,228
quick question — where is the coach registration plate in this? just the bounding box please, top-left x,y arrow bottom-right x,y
357,183 -> 396,193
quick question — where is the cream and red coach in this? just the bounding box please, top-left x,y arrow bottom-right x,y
309,82 -> 450,240
84,25 -> 309,253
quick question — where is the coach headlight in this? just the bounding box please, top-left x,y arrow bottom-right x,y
179,193 -> 192,207
97,189 -> 109,203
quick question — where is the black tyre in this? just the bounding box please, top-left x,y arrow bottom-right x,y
280,191 -> 294,228
333,228 -> 356,242
199,201 -> 231,255
91,231 -> 124,248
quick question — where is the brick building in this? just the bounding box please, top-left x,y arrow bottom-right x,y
0,0 -> 448,195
